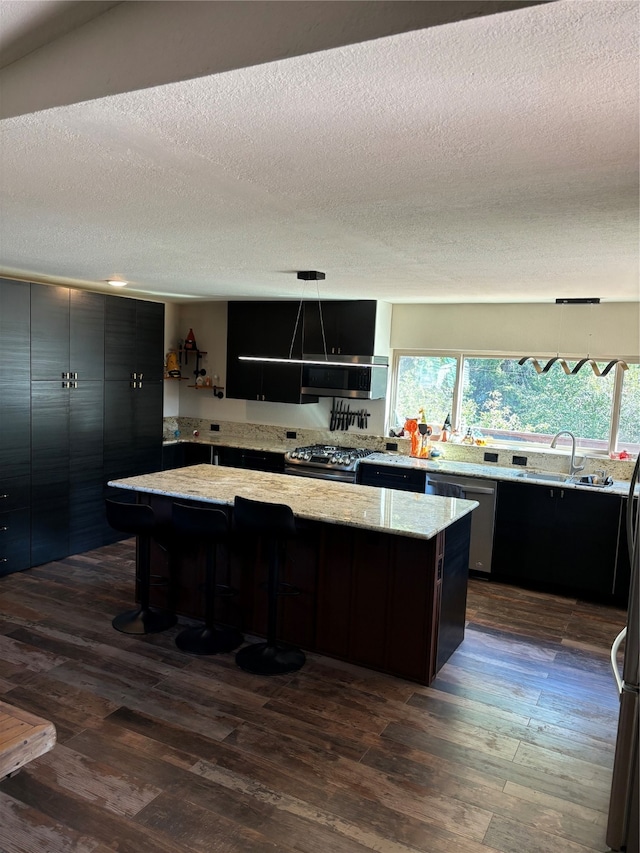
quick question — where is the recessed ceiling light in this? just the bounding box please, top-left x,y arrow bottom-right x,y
106,276 -> 128,287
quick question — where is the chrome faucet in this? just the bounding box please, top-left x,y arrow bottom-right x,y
550,430 -> 585,476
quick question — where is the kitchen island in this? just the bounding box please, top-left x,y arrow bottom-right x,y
109,464 -> 477,684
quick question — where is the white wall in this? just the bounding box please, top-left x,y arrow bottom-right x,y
390,302 -> 640,358
165,300 -> 640,428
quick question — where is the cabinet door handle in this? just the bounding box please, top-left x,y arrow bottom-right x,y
0,494 -> 7,500
0,526 -> 7,531
0,558 -> 7,563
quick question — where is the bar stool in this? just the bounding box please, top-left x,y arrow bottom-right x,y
233,495 -> 306,676
172,501 -> 243,655
105,498 -> 177,635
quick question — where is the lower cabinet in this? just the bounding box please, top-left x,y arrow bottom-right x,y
218,446 -> 285,473
492,481 -> 625,597
0,380 -> 31,576
357,462 -> 427,492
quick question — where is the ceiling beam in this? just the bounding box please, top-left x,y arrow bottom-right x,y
0,0 -> 552,120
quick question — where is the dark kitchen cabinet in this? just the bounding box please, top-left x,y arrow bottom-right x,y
30,381 -> 70,564
30,285 -> 106,565
104,381 -> 163,482
103,295 -> 164,538
31,284 -> 105,381
162,442 -> 186,470
492,481 -> 623,596
31,380 -> 105,565
1,278 -> 31,381
357,462 -> 427,493
218,446 -> 285,473
0,279 -> 31,575
105,297 -> 164,382
226,302 -> 316,403
303,300 -> 378,356
1,279 -> 165,568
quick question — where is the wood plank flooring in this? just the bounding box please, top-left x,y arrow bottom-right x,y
0,540 -> 627,853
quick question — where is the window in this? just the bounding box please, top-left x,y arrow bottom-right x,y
394,355 -> 457,430
392,352 -> 639,454
462,357 -> 615,450
618,362 -> 640,455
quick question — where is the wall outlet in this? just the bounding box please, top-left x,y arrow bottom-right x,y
512,455 -> 528,466
386,442 -> 398,451
286,431 -> 297,439
484,452 -> 498,463
210,423 -> 220,432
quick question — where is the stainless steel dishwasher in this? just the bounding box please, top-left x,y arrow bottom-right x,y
425,472 -> 497,574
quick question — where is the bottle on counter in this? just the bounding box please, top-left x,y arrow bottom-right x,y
442,413 -> 452,442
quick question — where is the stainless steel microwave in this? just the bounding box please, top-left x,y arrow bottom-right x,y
300,356 -> 388,399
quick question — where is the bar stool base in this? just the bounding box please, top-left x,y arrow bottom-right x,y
236,642 -> 306,676
112,607 -> 177,635
175,625 -> 244,655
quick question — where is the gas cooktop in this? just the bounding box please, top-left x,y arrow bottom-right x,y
284,444 -> 373,472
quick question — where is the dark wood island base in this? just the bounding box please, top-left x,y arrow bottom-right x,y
110,465 -> 475,686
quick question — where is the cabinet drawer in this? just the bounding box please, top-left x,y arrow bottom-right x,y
0,508 -> 31,574
0,478 -> 30,513
357,464 -> 426,493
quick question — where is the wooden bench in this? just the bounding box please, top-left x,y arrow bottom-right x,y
0,700 -> 56,781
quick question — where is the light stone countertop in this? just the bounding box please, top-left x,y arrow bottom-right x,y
109,464 -> 478,541
362,453 -> 637,498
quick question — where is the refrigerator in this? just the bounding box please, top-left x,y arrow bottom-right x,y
607,456 -> 639,852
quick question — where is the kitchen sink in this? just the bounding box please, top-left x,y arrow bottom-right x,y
515,471 -> 613,487
515,471 -> 570,482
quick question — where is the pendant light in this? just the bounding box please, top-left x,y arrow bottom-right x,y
238,272 -> 386,367
518,299 -> 628,377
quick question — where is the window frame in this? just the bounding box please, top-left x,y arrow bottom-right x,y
389,349 -> 637,457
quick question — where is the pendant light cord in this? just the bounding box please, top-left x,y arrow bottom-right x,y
317,280 -> 328,361
287,280 -> 329,361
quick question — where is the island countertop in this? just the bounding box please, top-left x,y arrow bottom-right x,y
108,464 -> 478,541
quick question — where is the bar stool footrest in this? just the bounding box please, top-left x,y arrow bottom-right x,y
112,607 -> 177,635
175,625 -> 243,655
236,641 -> 305,675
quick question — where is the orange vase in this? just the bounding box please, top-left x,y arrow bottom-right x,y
404,418 -> 420,457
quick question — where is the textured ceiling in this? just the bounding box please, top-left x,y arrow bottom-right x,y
0,0 -> 638,303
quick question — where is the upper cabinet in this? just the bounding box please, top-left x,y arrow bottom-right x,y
226,301 -> 317,403
31,285 -> 105,381
105,297 -> 164,382
303,300 -> 391,357
0,278 -> 31,382
226,299 -> 391,402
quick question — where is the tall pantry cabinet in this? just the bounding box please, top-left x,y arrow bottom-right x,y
0,279 -> 165,575
30,285 -> 106,564
0,280 -> 31,574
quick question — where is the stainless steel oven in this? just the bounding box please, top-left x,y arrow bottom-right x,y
284,445 -> 373,483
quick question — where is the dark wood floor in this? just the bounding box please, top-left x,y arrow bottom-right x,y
0,540 -> 627,853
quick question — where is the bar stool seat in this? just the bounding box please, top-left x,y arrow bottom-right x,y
172,502 -> 243,656
233,495 -> 305,676
105,499 -> 177,635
